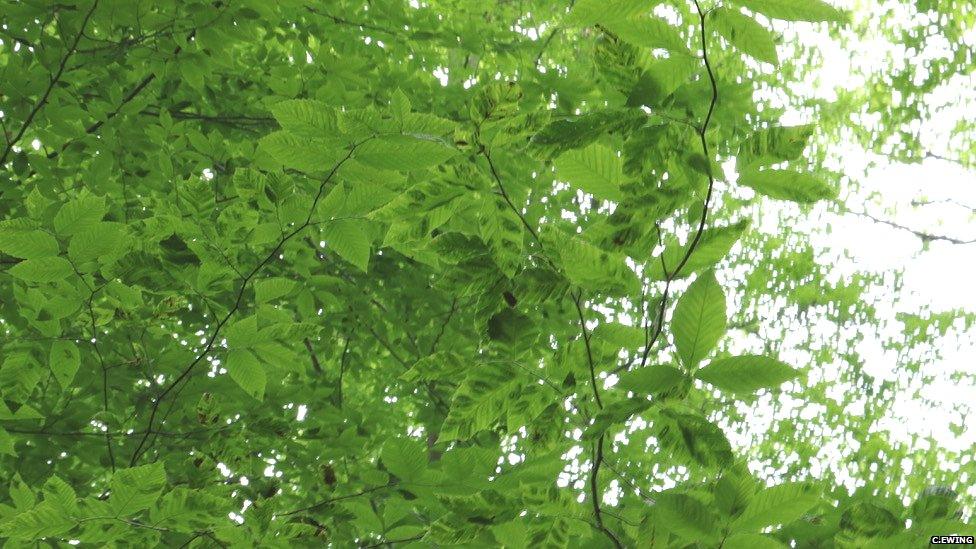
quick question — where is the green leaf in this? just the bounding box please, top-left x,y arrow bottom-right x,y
254,277 -> 296,303
838,500 -> 902,539
732,482 -> 820,531
49,340 -> 80,389
648,220 -> 749,281
696,355 -> 799,394
441,362 -> 518,441
569,0 -> 648,25
42,476 -> 78,514
586,398 -> 653,440
672,271 -> 727,368
592,322 -> 644,349
355,135 -> 457,171
734,0 -> 845,22
67,221 -> 125,263
269,99 -> 339,138
713,8 -> 779,65
616,365 -> 684,394
715,471 -> 758,517
9,474 -> 34,509
9,256 -> 73,283
479,193 -> 524,277
531,109 -> 646,158
54,194 -> 107,236
226,349 -> 266,401
627,56 -> 700,107
109,462 -> 167,517
322,218 -> 371,271
382,438 -> 427,482
737,168 -> 836,203
493,521 -> 530,547
550,233 -> 640,295
553,143 -> 627,201
259,131 -> 343,172
0,353 -> 43,403
0,426 -> 16,456
0,229 -> 59,259
149,487 -> 227,533
653,492 -> 720,542
602,16 -> 689,54
0,503 -> 74,541
724,534 -> 788,549
655,405 -> 733,468
738,125 -> 815,169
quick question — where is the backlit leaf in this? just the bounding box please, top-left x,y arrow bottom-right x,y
696,355 -> 799,394
738,168 -> 837,203
672,271 -> 727,368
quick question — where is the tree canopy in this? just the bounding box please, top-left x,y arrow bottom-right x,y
1,0 -> 973,547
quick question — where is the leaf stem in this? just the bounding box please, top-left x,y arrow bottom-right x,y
635,0 -> 721,372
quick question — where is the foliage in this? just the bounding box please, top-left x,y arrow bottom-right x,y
0,0 -> 972,547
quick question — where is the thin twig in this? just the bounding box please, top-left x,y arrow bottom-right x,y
849,210 -> 976,245
0,0 -> 99,168
304,338 -> 323,374
129,137 -> 374,466
429,298 -> 458,353
279,483 -> 392,516
483,148 -> 543,245
632,0 -> 721,373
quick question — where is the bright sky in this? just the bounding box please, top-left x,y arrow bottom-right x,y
732,0 -> 976,501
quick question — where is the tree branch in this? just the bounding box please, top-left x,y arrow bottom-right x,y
849,210 -> 976,245
0,0 -> 99,168
129,137 -> 374,466
279,483 -> 392,516
633,0 -> 720,373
